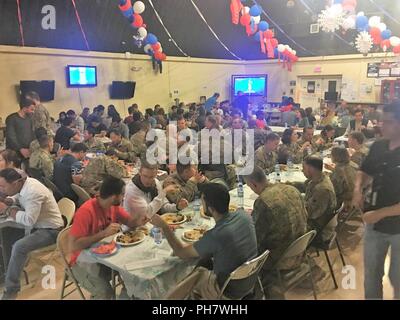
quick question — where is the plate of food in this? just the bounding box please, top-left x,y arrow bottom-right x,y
91,241 -> 119,257
161,213 -> 187,225
200,204 -> 237,219
114,229 -> 147,246
182,228 -> 208,242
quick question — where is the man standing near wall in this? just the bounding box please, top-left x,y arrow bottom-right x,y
5,97 -> 35,161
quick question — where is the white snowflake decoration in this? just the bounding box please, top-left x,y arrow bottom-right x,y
318,4 -> 345,33
355,31 -> 373,55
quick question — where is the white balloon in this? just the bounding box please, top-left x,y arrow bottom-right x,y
277,44 -> 285,52
133,1 -> 145,14
144,44 -> 153,54
292,50 -> 297,56
138,27 -> 147,39
251,16 -> 261,24
390,36 -> 400,47
331,4 -> 343,14
369,16 -> 381,28
243,6 -> 250,14
378,22 -> 387,32
357,11 -> 365,17
284,45 -> 291,50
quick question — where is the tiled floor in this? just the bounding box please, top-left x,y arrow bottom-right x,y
2,215 -> 396,300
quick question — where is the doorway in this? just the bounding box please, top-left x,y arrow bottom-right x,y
298,76 -> 342,111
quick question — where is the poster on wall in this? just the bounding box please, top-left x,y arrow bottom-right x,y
367,62 -> 400,78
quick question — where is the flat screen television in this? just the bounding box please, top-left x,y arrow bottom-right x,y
232,74 -> 267,97
20,81 -> 55,101
66,65 -> 97,87
110,81 -> 136,99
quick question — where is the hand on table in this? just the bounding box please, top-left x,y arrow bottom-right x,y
150,214 -> 168,229
7,207 -> 19,220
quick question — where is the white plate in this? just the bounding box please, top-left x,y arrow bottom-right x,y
114,231 -> 146,247
161,213 -> 187,225
182,229 -> 206,242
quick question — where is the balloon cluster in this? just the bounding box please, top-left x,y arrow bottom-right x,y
318,0 -> 400,55
230,1 -> 298,69
118,0 -> 167,65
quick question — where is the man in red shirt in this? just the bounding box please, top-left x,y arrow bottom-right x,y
68,175 -> 147,299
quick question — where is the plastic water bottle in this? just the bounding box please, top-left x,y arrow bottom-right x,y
193,193 -> 201,225
153,227 -> 162,245
285,122 -> 288,129
307,146 -> 312,156
274,163 -> 281,183
237,177 -> 244,209
287,156 -> 294,171
135,157 -> 142,169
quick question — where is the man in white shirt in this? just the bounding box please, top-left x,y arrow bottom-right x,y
124,160 -> 188,220
0,168 -> 64,300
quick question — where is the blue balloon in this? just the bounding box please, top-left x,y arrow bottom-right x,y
259,21 -> 269,31
119,0 -> 127,5
382,29 -> 392,40
249,5 -> 262,17
273,48 -> 279,59
146,33 -> 158,45
253,31 -> 261,42
122,7 -> 134,18
356,16 -> 368,31
334,0 -> 343,3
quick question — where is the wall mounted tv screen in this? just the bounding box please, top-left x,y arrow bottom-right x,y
232,75 -> 267,97
67,65 -> 97,87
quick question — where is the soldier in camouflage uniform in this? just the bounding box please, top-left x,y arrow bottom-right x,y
80,155 -> 127,196
277,128 -> 306,164
83,128 -> 106,153
313,125 -> 336,152
163,162 -> 207,204
244,166 -> 308,295
29,135 -> 55,179
130,121 -> 150,159
25,92 -> 52,133
329,147 -> 358,210
303,157 -> 337,242
254,132 -> 280,174
108,130 -> 136,163
298,126 -> 319,157
29,127 -> 55,154
348,131 -> 369,168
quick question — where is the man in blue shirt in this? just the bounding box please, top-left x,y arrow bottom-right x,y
204,93 -> 220,113
150,183 -> 258,299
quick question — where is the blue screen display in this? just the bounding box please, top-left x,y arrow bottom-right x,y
67,66 -> 97,86
233,76 -> 266,96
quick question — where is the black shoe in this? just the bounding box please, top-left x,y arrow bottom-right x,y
1,291 -> 18,300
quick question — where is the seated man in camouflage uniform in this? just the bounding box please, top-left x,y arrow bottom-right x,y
254,132 -> 280,174
29,127 -> 57,154
107,130 -> 136,163
298,126 -> 318,157
130,121 -> 150,159
302,157 -> 337,242
348,131 -> 369,168
244,166 -> 308,296
163,161 -> 207,204
80,155 -> 127,196
29,135 -> 55,180
328,146 -> 358,211
314,125 -> 335,152
83,127 -> 105,153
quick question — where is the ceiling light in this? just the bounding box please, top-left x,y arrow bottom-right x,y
287,0 -> 295,7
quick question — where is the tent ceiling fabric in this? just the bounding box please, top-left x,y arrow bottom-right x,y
0,0 -> 399,59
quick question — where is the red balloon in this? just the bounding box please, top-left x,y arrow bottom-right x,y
270,38 -> 278,48
240,14 -> 251,26
152,42 -> 161,51
394,45 -> 400,54
369,27 -> 381,38
381,39 -> 391,51
161,53 -> 167,61
154,51 -> 163,60
265,29 -> 274,39
132,14 -> 143,28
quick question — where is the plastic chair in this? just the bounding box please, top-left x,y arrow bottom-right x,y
270,230 -> 318,300
71,184 -> 91,204
43,177 -> 64,202
57,227 -> 86,300
218,249 -> 270,300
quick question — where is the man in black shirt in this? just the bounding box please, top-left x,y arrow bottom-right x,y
353,102 -> 400,300
5,97 -> 35,160
54,118 -> 78,150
